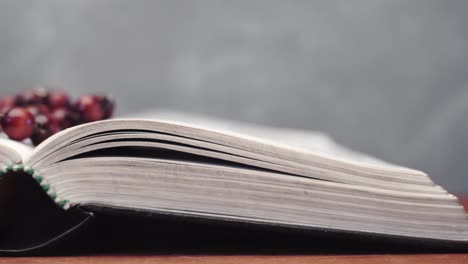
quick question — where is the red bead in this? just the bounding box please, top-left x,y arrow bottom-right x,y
0,95 -> 15,114
38,113 -> 60,133
1,107 -> 35,140
33,87 -> 50,103
0,95 -> 15,109
0,96 -> 16,132
26,104 -> 49,116
15,88 -> 48,106
74,95 -> 104,122
31,127 -> 55,146
51,107 -> 79,129
48,90 -> 70,109
30,113 -> 61,146
34,113 -> 56,130
96,95 -> 115,119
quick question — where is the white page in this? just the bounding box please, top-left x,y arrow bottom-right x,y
0,136 -> 34,164
123,110 -> 396,167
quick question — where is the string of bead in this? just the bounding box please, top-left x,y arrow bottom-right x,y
0,87 -> 115,146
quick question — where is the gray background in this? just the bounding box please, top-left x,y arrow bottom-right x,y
1,0 -> 467,193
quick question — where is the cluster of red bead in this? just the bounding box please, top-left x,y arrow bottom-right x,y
0,87 -> 115,146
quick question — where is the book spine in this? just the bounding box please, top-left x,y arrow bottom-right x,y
0,164 -> 70,209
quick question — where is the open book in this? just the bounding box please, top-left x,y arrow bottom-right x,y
0,111 -> 467,254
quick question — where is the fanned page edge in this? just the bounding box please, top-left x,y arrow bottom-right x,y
19,119 -> 443,208
20,118 -> 442,210
25,118 -> 426,175
0,137 -> 33,165
123,111 -> 410,170
119,118 -> 418,172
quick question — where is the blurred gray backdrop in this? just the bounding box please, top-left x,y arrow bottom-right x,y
1,0 -> 467,193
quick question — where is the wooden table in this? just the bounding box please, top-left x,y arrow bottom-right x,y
1,254 -> 468,264
2,196 -> 468,263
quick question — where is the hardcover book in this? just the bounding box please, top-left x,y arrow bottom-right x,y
0,111 -> 467,255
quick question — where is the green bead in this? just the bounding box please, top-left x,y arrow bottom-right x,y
57,200 -> 67,207
34,176 -> 43,183
42,184 -> 50,192
49,193 -> 57,200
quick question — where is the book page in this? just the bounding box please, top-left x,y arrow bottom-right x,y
0,135 -> 34,164
27,114 -> 429,192
123,110 -> 396,167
